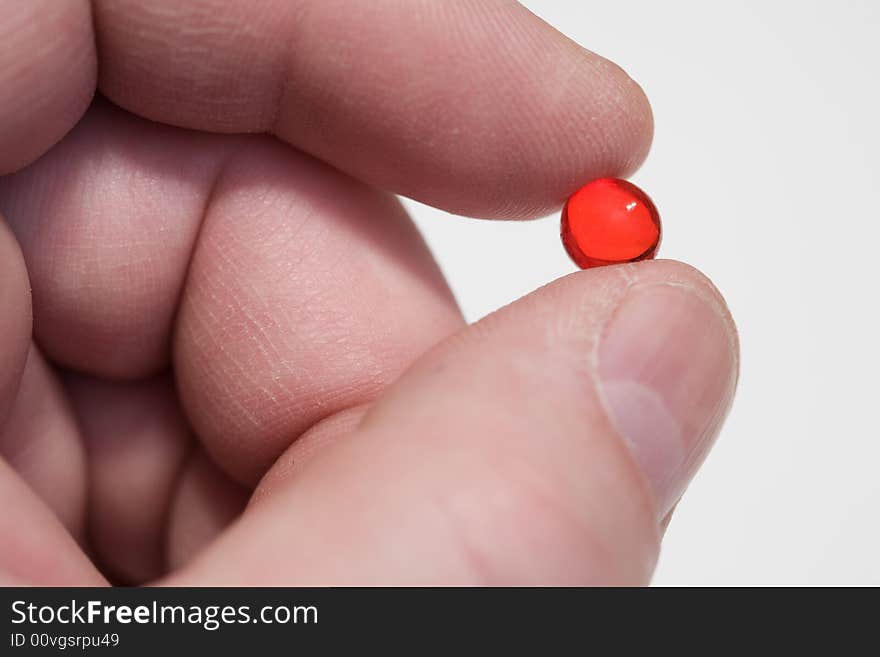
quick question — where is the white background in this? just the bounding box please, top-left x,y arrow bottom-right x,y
403,0 -> 880,584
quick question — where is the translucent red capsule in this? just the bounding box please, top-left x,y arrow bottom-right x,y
561,178 -> 661,270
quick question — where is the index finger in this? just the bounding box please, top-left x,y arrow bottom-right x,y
93,0 -> 652,218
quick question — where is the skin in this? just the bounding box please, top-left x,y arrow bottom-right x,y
0,0 -> 738,586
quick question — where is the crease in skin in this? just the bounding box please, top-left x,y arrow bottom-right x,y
250,403 -> 369,506
167,139 -> 284,440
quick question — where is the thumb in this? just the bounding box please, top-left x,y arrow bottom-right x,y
173,260 -> 738,585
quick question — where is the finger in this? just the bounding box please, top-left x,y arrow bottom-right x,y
0,101 -> 463,484
93,0 -> 652,217
0,346 -> 87,539
64,373 -> 192,584
0,0 -> 95,173
174,136 -> 462,484
166,450 -> 248,571
0,220 -> 100,585
172,260 -> 738,585
0,99 -> 235,379
0,459 -> 105,586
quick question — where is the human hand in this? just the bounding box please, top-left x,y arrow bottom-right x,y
0,0 -> 737,585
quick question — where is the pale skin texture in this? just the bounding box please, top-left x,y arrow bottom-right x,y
0,0 -> 738,585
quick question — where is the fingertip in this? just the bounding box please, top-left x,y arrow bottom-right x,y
629,259 -> 740,362
461,8 -> 655,217
389,10 -> 657,219
585,259 -> 738,517
615,68 -> 655,177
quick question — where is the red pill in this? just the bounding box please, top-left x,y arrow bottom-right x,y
561,178 -> 661,270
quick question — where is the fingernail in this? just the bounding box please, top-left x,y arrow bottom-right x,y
599,283 -> 737,517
